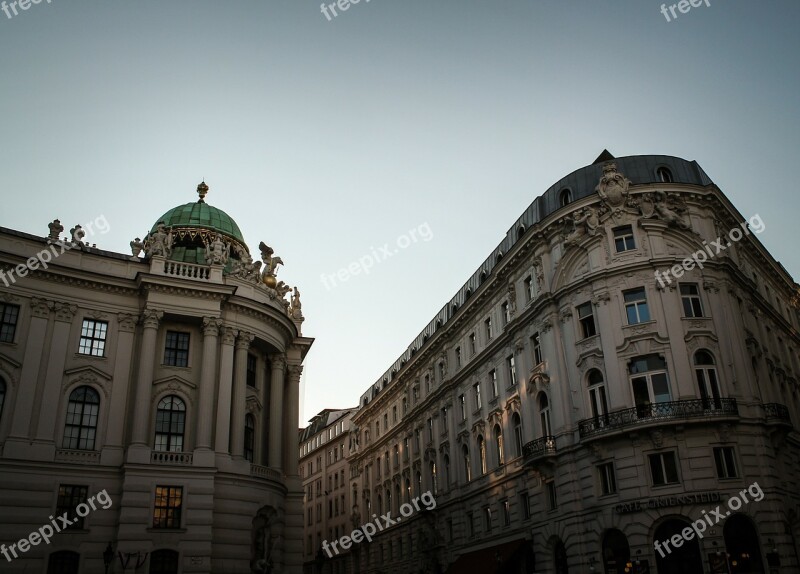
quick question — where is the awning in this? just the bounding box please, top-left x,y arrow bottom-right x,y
446,539 -> 530,574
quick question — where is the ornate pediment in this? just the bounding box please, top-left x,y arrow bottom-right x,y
471,420 -> 486,438
62,365 -> 113,398
151,375 -> 197,405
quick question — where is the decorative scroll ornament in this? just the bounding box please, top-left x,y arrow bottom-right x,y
595,162 -> 631,209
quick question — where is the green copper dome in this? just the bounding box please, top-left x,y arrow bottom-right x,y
150,200 -> 245,244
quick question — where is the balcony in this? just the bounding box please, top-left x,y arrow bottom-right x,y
251,464 -> 283,482
578,398 -> 739,439
523,435 -> 557,464
763,403 -> 793,428
55,449 -> 101,464
151,451 -> 193,465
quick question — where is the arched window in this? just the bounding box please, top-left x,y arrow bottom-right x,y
443,454 -> 451,486
62,386 -> 100,450
47,550 -> 80,574
429,460 -> 438,495
694,351 -> 722,409
602,529 -> 630,574
416,470 -> 422,495
656,166 -> 673,183
723,514 -> 764,573
154,395 -> 186,452
629,355 -> 671,417
244,414 -> 255,462
480,271 -> 487,284
462,444 -> 471,483
517,226 -> 525,240
0,377 -> 6,422
493,424 -> 504,467
149,549 -> 179,574
538,393 -> 552,437
512,412 -> 523,457
386,488 -> 392,515
559,188 -> 572,207
377,494 -> 382,516
394,483 -> 401,514
477,435 -> 487,475
587,370 -> 609,424
405,478 -> 411,502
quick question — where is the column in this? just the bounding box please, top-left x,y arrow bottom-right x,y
104,314 -> 137,450
35,302 -> 76,441
130,308 -> 162,445
283,363 -> 302,474
230,331 -> 254,458
257,354 -> 269,465
214,327 -> 236,453
268,354 -> 285,470
8,298 -> 51,441
195,317 -> 221,450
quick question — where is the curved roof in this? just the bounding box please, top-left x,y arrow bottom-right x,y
150,201 -> 245,244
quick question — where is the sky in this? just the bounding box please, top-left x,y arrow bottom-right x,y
1,0 -> 798,426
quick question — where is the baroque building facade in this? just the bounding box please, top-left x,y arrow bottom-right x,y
0,183 -> 311,573
299,408 -> 356,574
337,153 -> 800,574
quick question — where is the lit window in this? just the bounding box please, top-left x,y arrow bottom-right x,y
78,319 -> 108,356
624,288 -> 650,324
681,283 -> 704,318
164,331 -> 190,367
613,225 -> 636,252
649,452 -> 680,485
153,486 -> 183,529
62,386 -> 100,451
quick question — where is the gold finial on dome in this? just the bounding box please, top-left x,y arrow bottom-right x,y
197,181 -> 209,203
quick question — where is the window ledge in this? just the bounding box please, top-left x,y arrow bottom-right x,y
624,320 -> 657,329
147,528 -> 187,533
74,353 -> 107,360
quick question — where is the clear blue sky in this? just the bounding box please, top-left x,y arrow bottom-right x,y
1,0 -> 798,425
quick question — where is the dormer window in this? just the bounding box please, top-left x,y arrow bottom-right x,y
656,167 -> 673,183
559,188 -> 572,207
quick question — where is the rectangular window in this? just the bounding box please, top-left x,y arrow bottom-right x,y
393,405 -> 398,423
0,303 -> 20,343
520,492 -> 530,520
502,499 -> 511,526
455,346 -> 462,368
469,332 -> 476,355
490,370 -> 498,398
459,394 -> 466,421
384,413 -> 388,431
441,406 -> 448,435
713,447 -> 738,479
598,462 -> 617,495
524,276 -> 533,302
474,382 -> 482,410
547,482 -> 557,511
680,283 -> 704,318
624,288 -> 651,325
531,332 -> 543,365
427,417 -> 433,443
246,353 -> 257,387
467,511 -> 475,538
502,302 -> 510,325
507,355 -> 516,387
613,225 -> 636,252
394,445 -> 399,467
79,319 -> 108,356
56,485 -> 88,529
649,452 -> 680,486
415,429 -> 421,452
577,303 -> 597,338
153,486 -> 183,529
404,437 -> 410,461
485,317 -> 493,340
484,506 -> 492,532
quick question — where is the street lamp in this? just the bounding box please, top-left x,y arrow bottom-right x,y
103,542 -> 114,574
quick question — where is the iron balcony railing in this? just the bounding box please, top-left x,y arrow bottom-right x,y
522,435 -> 557,462
763,403 -> 792,425
578,398 -> 739,438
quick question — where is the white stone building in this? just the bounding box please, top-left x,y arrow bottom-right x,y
0,183 -> 312,573
339,152 -> 800,574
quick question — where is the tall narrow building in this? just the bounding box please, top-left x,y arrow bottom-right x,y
0,182 -> 311,573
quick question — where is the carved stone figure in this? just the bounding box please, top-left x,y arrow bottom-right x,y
259,242 -> 284,276
69,225 -> 85,246
290,287 -> 303,319
653,191 -> 691,229
147,222 -> 172,257
47,219 -> 64,243
595,162 -> 631,208
275,281 -> 291,298
563,207 -> 599,246
205,234 -> 229,265
130,238 -> 144,258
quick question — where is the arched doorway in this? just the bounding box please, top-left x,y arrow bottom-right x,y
603,529 -> 631,574
555,539 -> 569,574
724,515 -> 765,573
654,518 -> 704,574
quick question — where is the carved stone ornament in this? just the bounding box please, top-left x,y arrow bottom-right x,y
596,162 -> 631,209
288,364 -> 304,379
236,331 -> 255,350
141,308 -> 164,330
220,327 -> 237,346
202,316 -> 222,336
563,206 -> 601,247
47,219 -> 64,243
30,297 -> 51,319
650,429 -> 664,449
53,302 -> 78,322
118,313 -> 137,332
